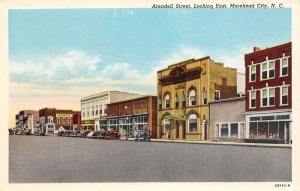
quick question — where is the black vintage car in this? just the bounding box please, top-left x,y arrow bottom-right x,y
135,130 -> 151,142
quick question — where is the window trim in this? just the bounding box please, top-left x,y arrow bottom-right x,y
188,89 -> 196,106
164,93 -> 170,109
217,122 -> 242,139
280,57 -> 289,77
260,60 -> 276,81
249,90 -> 256,109
260,87 -> 276,108
188,114 -> 197,133
280,85 -> 289,106
214,90 -> 220,100
249,65 -> 256,82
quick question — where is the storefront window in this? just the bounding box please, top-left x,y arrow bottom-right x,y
188,114 -> 197,133
248,115 -> 290,140
269,121 -> 279,139
230,123 -> 238,137
249,122 -> 257,139
257,122 -> 268,139
220,124 -> 228,137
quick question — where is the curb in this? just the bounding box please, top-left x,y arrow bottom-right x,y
119,138 -> 292,148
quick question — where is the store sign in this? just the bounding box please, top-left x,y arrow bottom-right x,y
134,109 -> 148,114
81,120 -> 95,124
56,114 -> 73,118
175,83 -> 185,90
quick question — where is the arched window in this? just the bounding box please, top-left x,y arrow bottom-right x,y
163,119 -> 171,133
189,89 -> 196,106
188,114 -> 197,133
164,94 -> 170,109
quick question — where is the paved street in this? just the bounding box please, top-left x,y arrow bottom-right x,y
9,136 -> 291,183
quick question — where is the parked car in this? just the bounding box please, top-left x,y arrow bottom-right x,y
135,130 -> 151,142
104,130 -> 120,139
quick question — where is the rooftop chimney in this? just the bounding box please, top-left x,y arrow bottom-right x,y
253,47 -> 260,52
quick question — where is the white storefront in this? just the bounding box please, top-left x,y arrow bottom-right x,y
244,109 -> 292,143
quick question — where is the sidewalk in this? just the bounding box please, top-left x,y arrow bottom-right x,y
120,137 -> 292,148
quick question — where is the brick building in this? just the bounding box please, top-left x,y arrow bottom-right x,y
81,91 -> 142,131
157,57 -> 237,140
107,96 -> 157,138
244,42 -> 292,143
15,110 -> 38,129
39,108 -> 81,134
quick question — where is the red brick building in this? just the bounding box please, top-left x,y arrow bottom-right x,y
244,42 -> 292,143
39,108 -> 81,134
15,110 -> 38,129
107,96 -> 157,138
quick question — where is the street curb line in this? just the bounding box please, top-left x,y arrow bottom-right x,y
119,138 -> 292,148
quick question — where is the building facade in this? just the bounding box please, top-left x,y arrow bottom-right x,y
244,42 -> 292,143
107,96 -> 157,138
39,108 -> 80,134
80,91 -> 142,131
157,57 -> 237,140
209,97 -> 245,142
26,111 -> 39,134
15,110 -> 38,129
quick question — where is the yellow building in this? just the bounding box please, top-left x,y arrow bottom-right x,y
157,57 -> 237,140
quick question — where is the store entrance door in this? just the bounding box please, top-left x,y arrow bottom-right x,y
176,121 -> 179,139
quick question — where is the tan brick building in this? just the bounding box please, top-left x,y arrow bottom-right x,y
157,57 -> 237,140
107,96 -> 157,138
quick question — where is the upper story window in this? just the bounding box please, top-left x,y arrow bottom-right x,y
202,90 -> 207,105
181,93 -> 186,108
261,88 -> 275,107
188,89 -> 196,106
104,105 -> 107,114
57,118 -> 60,123
158,99 -> 162,110
175,95 -> 179,109
214,90 -> 220,100
48,116 -> 53,123
250,65 -> 256,82
280,57 -> 288,77
261,60 -> 275,80
87,107 -> 90,116
82,109 -> 85,117
95,106 -> 98,115
68,118 -> 71,124
280,86 -> 288,105
164,94 -> 170,109
100,105 -> 103,115
91,106 -> 94,116
249,90 -> 256,108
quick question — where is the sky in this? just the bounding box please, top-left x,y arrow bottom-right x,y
8,8 -> 291,128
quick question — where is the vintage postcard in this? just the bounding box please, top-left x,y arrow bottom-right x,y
0,0 -> 299,191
